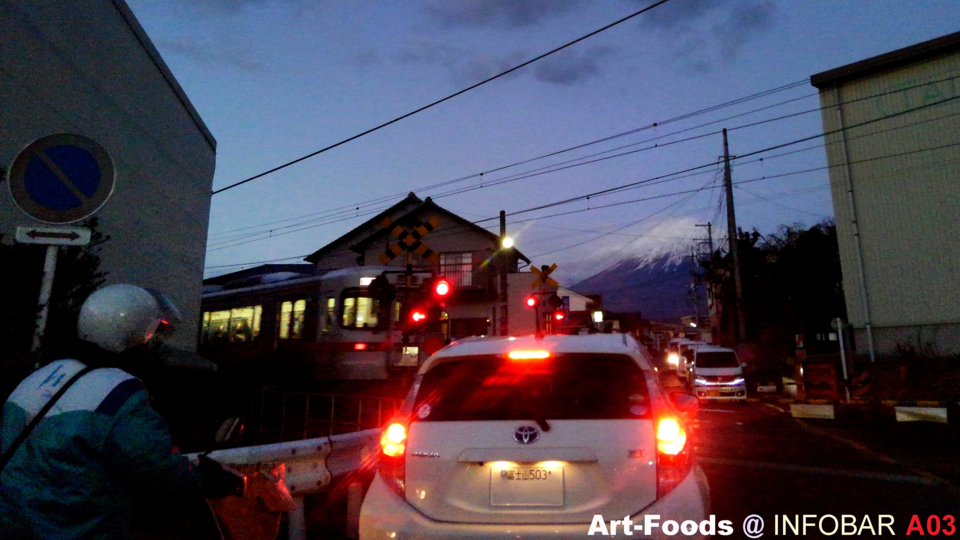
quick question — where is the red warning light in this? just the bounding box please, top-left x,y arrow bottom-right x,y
411,310 -> 427,323
434,279 -> 451,297
525,295 -> 539,308
553,311 -> 565,321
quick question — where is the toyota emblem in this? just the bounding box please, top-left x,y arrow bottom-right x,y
514,425 -> 540,444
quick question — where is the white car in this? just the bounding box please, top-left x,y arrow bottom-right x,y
676,341 -> 709,380
360,333 -> 711,539
690,346 -> 747,402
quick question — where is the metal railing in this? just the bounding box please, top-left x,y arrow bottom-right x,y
439,261 -> 473,288
248,390 -> 402,444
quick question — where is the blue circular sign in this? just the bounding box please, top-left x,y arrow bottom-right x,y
7,134 -> 115,224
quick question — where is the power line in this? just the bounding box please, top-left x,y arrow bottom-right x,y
208,84 -> 960,258
211,0 -> 675,195
207,96 -> 960,254
477,93 -> 960,224
208,80 -> 812,239
208,72 -> 958,239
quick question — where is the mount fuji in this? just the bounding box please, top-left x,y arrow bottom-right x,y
569,251 -> 708,323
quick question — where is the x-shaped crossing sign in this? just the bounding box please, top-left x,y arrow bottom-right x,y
378,216 -> 442,265
530,263 -> 559,289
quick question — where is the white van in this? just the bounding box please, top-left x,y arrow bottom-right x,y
676,341 -> 709,380
690,346 -> 747,402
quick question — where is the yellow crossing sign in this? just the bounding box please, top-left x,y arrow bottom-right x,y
530,263 -> 558,288
378,216 -> 442,265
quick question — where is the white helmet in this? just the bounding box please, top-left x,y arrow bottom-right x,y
77,284 -> 182,353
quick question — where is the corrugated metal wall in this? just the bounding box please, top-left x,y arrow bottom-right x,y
817,53 -> 960,354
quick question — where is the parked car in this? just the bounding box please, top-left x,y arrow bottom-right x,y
676,340 -> 710,381
360,333 -> 710,539
690,346 -> 747,402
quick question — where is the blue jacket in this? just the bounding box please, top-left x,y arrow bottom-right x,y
0,359 -> 204,539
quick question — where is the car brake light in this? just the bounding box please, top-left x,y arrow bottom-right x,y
381,423 -> 406,457
354,343 -> 368,351
656,416 -> 692,498
379,421 -> 408,497
508,350 -> 550,360
657,418 -> 686,455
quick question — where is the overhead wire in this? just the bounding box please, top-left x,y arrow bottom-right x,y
206,81 -> 960,268
208,80 -> 813,239
211,0 -> 675,195
208,72 -> 958,241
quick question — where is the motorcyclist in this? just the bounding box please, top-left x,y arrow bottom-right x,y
0,284 -> 244,540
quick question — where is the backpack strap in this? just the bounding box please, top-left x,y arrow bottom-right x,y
0,366 -> 96,474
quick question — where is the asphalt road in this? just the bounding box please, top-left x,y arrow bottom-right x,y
695,400 -> 960,538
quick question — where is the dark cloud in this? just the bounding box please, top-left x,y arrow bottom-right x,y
640,0 -> 726,30
398,39 -> 526,86
425,0 -> 583,29
170,0 -> 308,15
714,1 -> 776,58
157,39 -> 267,72
637,0 -> 777,71
400,38 -> 613,87
534,46 -> 614,85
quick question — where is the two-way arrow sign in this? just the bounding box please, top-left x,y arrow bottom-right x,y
15,226 -> 91,246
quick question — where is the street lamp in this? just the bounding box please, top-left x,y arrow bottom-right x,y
502,237 -> 514,249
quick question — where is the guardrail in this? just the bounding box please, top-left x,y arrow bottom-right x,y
189,428 -> 380,540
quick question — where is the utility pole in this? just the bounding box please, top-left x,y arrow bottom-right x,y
723,129 -> 746,342
696,222 -> 713,255
499,210 -> 509,336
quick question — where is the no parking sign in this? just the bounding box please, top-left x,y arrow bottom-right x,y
7,133 -> 115,223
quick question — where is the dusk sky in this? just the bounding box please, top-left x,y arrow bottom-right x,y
125,0 -> 960,284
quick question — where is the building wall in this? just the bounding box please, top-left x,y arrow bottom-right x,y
817,52 -> 960,355
1,0 -> 216,351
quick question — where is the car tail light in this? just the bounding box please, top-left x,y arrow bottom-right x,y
354,343 -> 368,351
379,421 -> 408,497
507,350 -> 551,361
656,416 -> 692,498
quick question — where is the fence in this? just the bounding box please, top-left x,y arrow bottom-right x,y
248,390 -> 402,445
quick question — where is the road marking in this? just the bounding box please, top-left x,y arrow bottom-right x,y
698,457 -> 943,486
794,418 -> 960,493
763,404 -> 786,413
701,408 -> 736,413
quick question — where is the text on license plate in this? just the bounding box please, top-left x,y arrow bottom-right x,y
490,467 -> 563,507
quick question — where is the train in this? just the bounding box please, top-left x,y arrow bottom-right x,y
199,266 -> 443,381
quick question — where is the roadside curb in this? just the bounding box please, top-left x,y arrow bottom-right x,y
744,396 -> 960,424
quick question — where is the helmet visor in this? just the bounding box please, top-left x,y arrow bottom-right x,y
144,288 -> 182,341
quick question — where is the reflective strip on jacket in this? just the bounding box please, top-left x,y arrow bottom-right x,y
0,359 -> 203,540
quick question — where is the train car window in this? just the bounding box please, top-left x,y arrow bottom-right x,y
201,305 -> 262,343
341,288 -> 382,330
230,306 -> 261,342
279,299 -> 307,339
325,297 -> 336,331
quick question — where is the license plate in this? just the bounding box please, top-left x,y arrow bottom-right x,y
490,466 -> 563,506
757,385 -> 777,393
707,388 -> 737,397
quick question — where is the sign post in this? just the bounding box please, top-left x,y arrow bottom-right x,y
7,133 -> 112,363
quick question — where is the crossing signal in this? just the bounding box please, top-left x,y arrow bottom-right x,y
421,277 -> 452,301
525,295 -> 539,308
553,310 -> 565,322
368,275 -> 396,303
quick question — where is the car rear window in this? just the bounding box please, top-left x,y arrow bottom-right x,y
412,354 -> 651,422
695,351 -> 739,368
